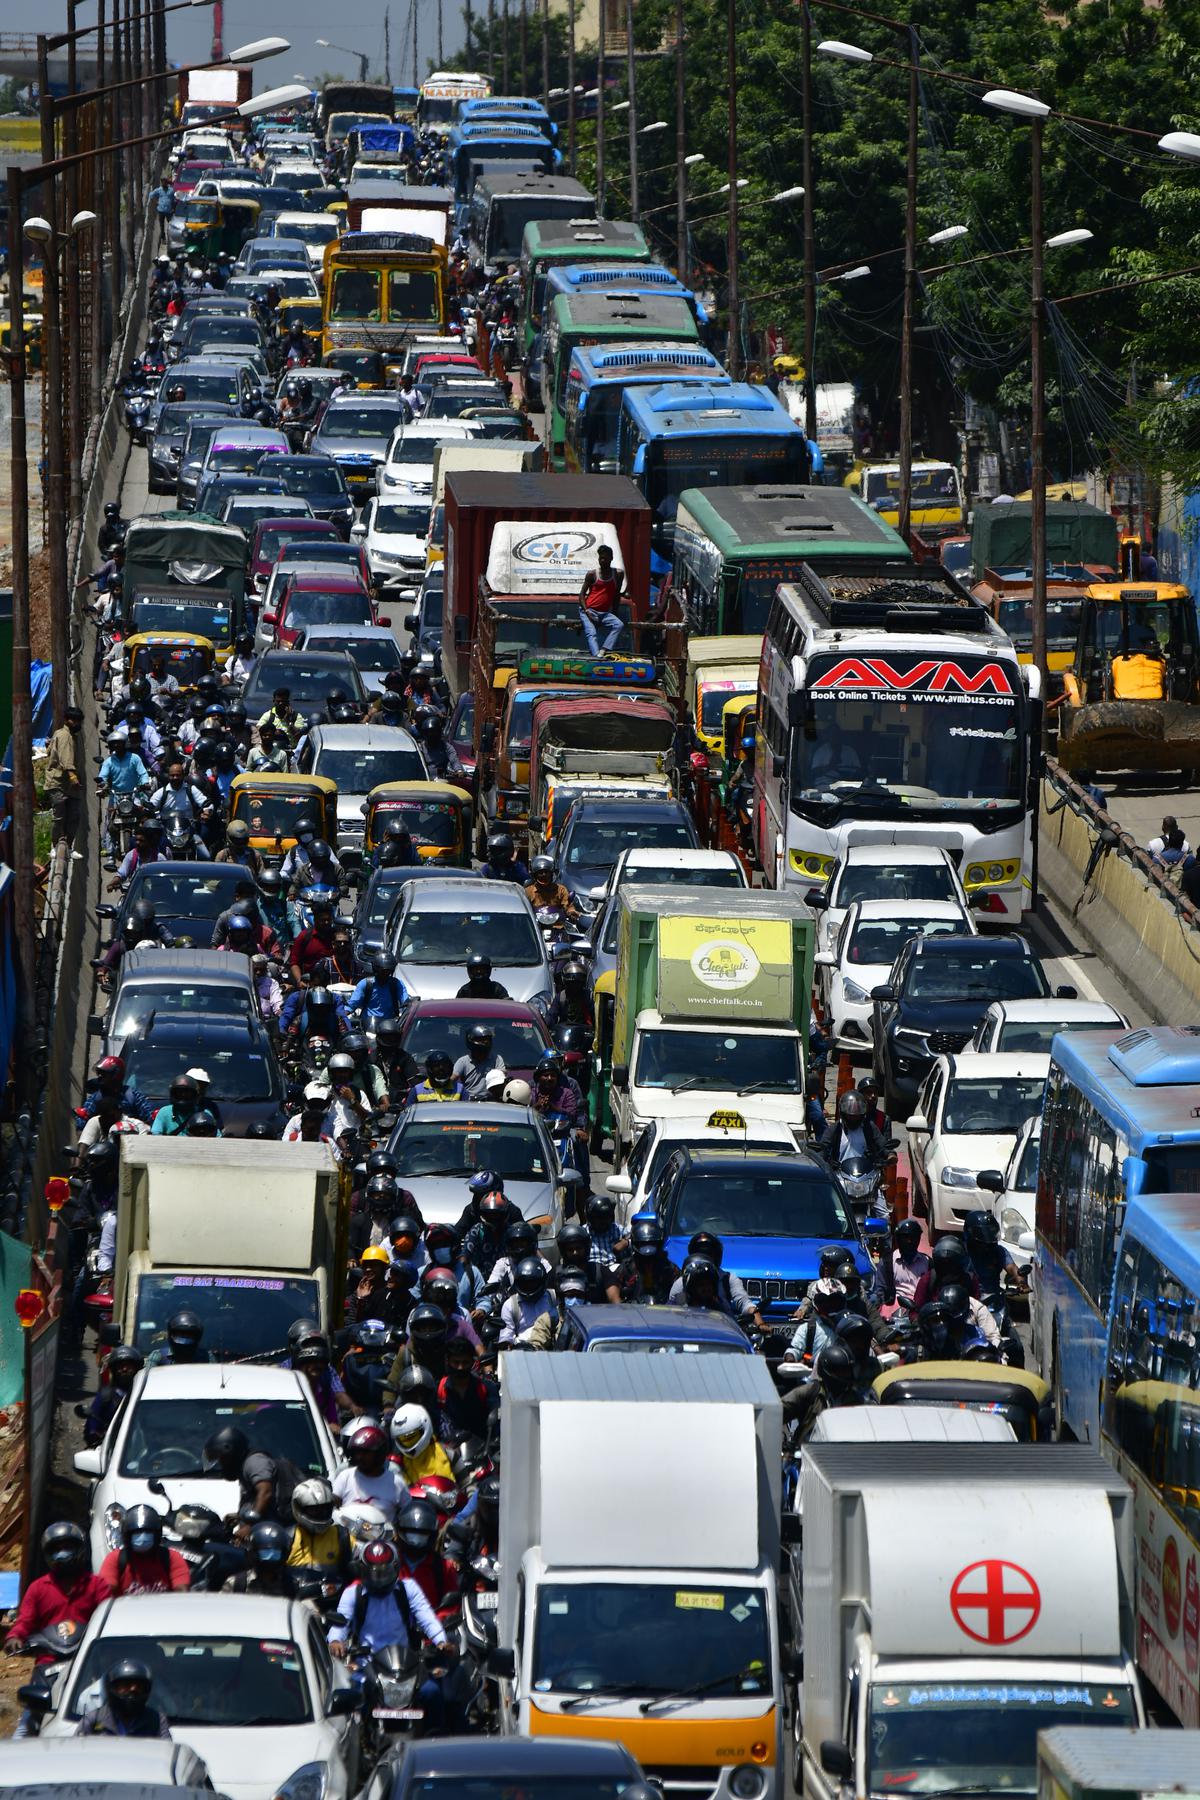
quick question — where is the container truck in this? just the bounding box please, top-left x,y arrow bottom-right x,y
609,885 -> 816,1157
1037,1727 -> 1200,1800
108,1136 -> 347,1361
491,1353 -> 788,1800
177,66 -> 252,118
798,1442 -> 1144,1800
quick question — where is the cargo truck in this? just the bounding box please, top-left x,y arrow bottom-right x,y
798,1443 -> 1144,1800
491,1353 -> 788,1800
1037,1727 -> 1200,1800
177,65 -> 252,121
609,886 -> 816,1157
108,1137 -> 347,1362
442,471 -> 653,694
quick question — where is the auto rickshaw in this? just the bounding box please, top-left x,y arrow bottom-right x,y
278,295 -> 323,342
179,196 -> 223,261
362,781 -> 473,865
686,635 -> 760,758
589,969 -> 616,1154
323,348 -> 387,389
228,773 -> 339,862
872,1361 -> 1053,1442
124,631 -> 216,697
221,198 -> 262,253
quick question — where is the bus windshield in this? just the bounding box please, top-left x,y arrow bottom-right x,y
998,597 -> 1081,654
388,269 -> 442,321
488,198 -> 582,264
644,439 -> 806,535
331,268 -> 382,320
865,466 -> 958,506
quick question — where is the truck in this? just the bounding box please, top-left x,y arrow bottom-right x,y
178,66 -> 252,122
798,1443 -> 1144,1800
442,471 -> 653,695
317,80 -> 396,152
610,885 -> 816,1157
1037,1727 -> 1200,1800
492,1352 -> 787,1800
109,1136 -> 347,1361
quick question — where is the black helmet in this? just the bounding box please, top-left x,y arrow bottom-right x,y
307,986 -> 334,1016
476,1472 -> 500,1522
105,501 -> 121,521
466,953 -> 492,979
389,1210 -> 424,1244
838,1091 -> 866,1128
309,838 -> 333,865
681,1255 -> 719,1302
557,1266 -> 589,1303
341,1032 -> 369,1062
41,1520 -> 86,1572
248,1521 -> 292,1564
559,959 -> 587,991
396,1496 -> 439,1561
631,1215 -> 664,1257
931,1235 -> 969,1280
504,1218 -> 537,1258
530,854 -> 554,881
557,1222 -> 591,1263
407,1303 -> 448,1345
365,1149 -> 400,1180
816,1340 -> 858,1396
205,1424 -> 250,1466
122,1503 -> 164,1554
831,1254 -> 862,1296
371,953 -> 397,980
586,1192 -> 615,1230
465,1024 -> 494,1053
130,899 -> 158,930
294,814 -> 318,844
514,1256 -> 548,1300
963,1209 -> 1001,1251
818,1244 -> 848,1280
287,1317 -> 324,1354
185,1109 -> 220,1137
835,1312 -> 874,1362
938,1281 -> 971,1324
104,1658 -> 154,1718
485,833 -> 513,862
383,820 -> 412,843
108,1343 -> 145,1384
687,1230 -> 724,1267
166,1308 -> 203,1348
895,1217 -> 923,1248
395,1363 -> 439,1412
425,1050 -> 453,1081
917,1298 -> 953,1352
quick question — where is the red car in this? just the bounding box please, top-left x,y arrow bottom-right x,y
271,572 -> 374,650
249,517 -> 342,593
395,998 -> 553,1088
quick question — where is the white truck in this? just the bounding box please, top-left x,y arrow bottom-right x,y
492,1354 -> 788,1800
108,1137 -> 346,1362
797,1442 -> 1144,1800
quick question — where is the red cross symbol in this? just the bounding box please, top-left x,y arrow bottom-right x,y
949,1560 -> 1041,1645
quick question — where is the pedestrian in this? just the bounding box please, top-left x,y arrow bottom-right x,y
43,704 -> 85,849
1148,815 -> 1191,860
147,179 -> 175,247
577,542 -> 625,657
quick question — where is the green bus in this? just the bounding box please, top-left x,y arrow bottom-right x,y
518,216 -> 652,363
541,289 -> 700,467
671,483 -> 913,636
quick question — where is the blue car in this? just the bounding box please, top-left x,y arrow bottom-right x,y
650,1146 -> 870,1324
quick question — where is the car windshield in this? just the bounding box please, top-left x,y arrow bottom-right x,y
284,589 -> 372,628
314,746 -> 423,790
390,435 -> 444,466
322,404 -> 404,439
111,984 -> 252,1040
247,662 -> 361,707
846,916 -> 963,965
997,1017 -> 1110,1052
398,909 -> 541,965
277,217 -> 337,243
366,875 -> 411,926
700,682 -> 755,731
371,799 -> 459,849
905,950 -> 1048,1002
375,501 -> 430,535
278,462 -> 349,499
532,1581 -> 771,1695
635,1028 -> 801,1094
393,1117 -> 548,1180
835,862 -> 959,908
208,441 -> 282,471
232,789 -> 325,837
563,816 -> 695,871
941,1077 -> 1046,1135
867,1679 -> 1137,1796
121,1037 -> 279,1102
124,867 -> 244,923
168,373 -> 241,405
671,1167 -> 855,1240
619,864 -> 745,892
189,321 -> 262,350
388,269 -> 442,321
70,1634 -> 314,1728
133,1273 -> 322,1361
998,596 -> 1081,655
131,601 -> 232,641
590,1337 -> 748,1355
343,635 -> 404,674
409,1783 -> 635,1800
117,1394 -> 326,1480
331,269 -> 382,320
403,1014 -> 547,1067
257,527 -> 336,565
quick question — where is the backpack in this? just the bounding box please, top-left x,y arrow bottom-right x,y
350,1575 -> 413,1647
267,1455 -> 306,1524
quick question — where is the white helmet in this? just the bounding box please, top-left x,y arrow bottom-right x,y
390,1402 -> 433,1458
501,1078 -> 532,1105
292,1476 -> 335,1534
336,1500 -> 391,1551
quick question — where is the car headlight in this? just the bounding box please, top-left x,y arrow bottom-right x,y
842,978 -> 870,1005
730,1768 -> 768,1800
940,1166 -> 978,1189
102,1502 -> 126,1550
273,1764 -> 327,1800
1001,1205 -> 1030,1242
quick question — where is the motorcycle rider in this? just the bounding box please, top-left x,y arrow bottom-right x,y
288,1478 -> 354,1584
480,831 -> 528,886
459,1187 -> 521,1285
331,1420 -> 410,1523
146,1306 -> 210,1364
888,1217 -> 930,1306
74,1659 -> 171,1739
456,953 -> 510,1000
546,965 -> 594,1032
499,1257 -> 557,1345
215,818 -> 263,876
668,1231 -> 762,1330
99,1506 -> 190,1596
374,818 -> 420,868
150,760 -> 212,831
408,1050 -> 465,1105
394,1497 -> 460,1617
149,1076 -> 201,1139
819,1089 -> 889,1173
327,1539 -> 452,1730
4,1523 -> 108,1658
289,901 -> 345,985
95,898 -> 175,982
452,1024 -> 505,1098
390,1402 -> 457,1488
84,1343 -> 145,1446
223,1521 -> 299,1596
524,855 -> 581,926
246,718 -> 290,774
413,707 -> 463,781
786,1276 -> 847,1364
610,1214 -> 681,1304
348,954 -> 411,1026
437,1335 -> 499,1438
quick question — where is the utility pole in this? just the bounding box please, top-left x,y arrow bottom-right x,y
625,0 -> 638,216
675,0 -> 685,278
35,38 -> 69,725
465,0 -> 473,63
541,0 -> 549,107
437,0 -> 444,66
567,0 -> 576,172
596,0 -> 605,209
412,0 -> 418,85
520,0 -> 527,94
1029,114 -> 1048,728
801,0 -> 816,438
897,27 -> 919,543
725,0 -> 738,375
488,0 -> 495,82
502,0 -> 510,91
5,165 -> 37,1061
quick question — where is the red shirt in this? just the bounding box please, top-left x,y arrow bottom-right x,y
583,572 -> 620,614
291,924 -> 337,978
7,1570 -> 110,1656
99,1545 -> 192,1597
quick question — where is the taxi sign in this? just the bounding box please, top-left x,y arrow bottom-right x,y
707,1109 -> 746,1130
516,652 -> 656,684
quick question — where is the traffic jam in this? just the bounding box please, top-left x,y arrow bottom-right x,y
8,56 -> 1200,1800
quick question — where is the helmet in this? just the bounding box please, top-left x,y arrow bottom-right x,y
501,1079 -> 532,1104
407,1303 -> 448,1345
390,1402 -> 433,1457
342,1033 -> 369,1063
938,1281 -> 971,1324
383,820 -> 411,843
105,501 -> 121,520
687,1230 -> 723,1266
205,1425 -> 249,1467
249,1521 -> 292,1565
371,953 -> 397,980
931,1235 -> 969,1280
831,1255 -> 862,1296
485,833 -> 513,863
681,1255 -> 719,1302
466,953 -> 492,979
327,1052 -> 356,1083
309,839 -> 333,865
504,1219 -> 537,1258
425,1051 -> 453,1082
366,1174 -> 398,1212
514,1256 -> 549,1300
166,1308 -> 203,1349
396,1496 -> 439,1561
895,1217 -> 923,1249
121,1502 -> 163,1556
420,1265 -> 461,1309
837,1091 -> 866,1128
339,1500 -> 391,1551
107,1343 -> 145,1385
835,1312 -> 874,1363
465,1024 -> 494,1053
535,1050 -> 562,1081
41,1520 -> 86,1572
557,1221 -> 590,1263
810,1277 -> 846,1316
963,1209 -> 1001,1251
395,1363 -> 439,1414
631,1215 -> 664,1257
917,1298 -> 953,1352
360,1537 -> 401,1594
816,1340 -> 858,1396
226,820 -> 250,846
347,1422 -> 389,1460
366,1149 -> 401,1180
292,1476 -> 335,1534
476,1472 -> 499,1524
557,1266 -> 589,1303
294,1336 -> 331,1368
468,1168 -> 500,1195
104,1658 -> 154,1718
530,855 -> 554,881
559,959 -> 587,991
818,1244 -> 847,1280
130,899 -> 158,931
184,1110 -> 219,1137
586,1193 -> 615,1230
294,815 -> 317,845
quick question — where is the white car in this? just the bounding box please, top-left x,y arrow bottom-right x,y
816,898 -> 974,1054
40,1593 -> 363,1800
353,494 -> 431,590
602,846 -> 748,901
964,997 -> 1127,1054
0,1737 -> 212,1789
73,1363 -> 340,1568
978,1113 -> 1040,1268
271,210 -> 340,272
376,419 -> 478,499
606,1110 -> 801,1227
298,625 -> 408,696
813,843 -> 972,956
906,1051 -> 1049,1234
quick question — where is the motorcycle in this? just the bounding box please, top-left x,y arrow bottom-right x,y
15,1621 -> 86,1733
455,1552 -> 499,1726
146,1478 -> 249,1589
834,1153 -> 889,1230
347,1641 -> 426,1755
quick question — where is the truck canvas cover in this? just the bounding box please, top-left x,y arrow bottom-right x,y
124,517 -> 248,600
486,521 -> 624,594
971,501 -> 1118,579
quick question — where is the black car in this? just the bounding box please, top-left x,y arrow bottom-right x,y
119,1010 -> 289,1136
194,470 -> 286,520
553,796 -> 700,916
352,863 -> 480,969
147,402 -> 235,496
872,932 -> 1072,1116
370,1734 -> 646,1800
100,861 -> 252,948
270,454 -> 356,538
241,648 -> 368,716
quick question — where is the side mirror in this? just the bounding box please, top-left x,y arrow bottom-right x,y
871,984 -> 895,1003
1018,1231 -> 1036,1253
588,885 -> 607,902
87,1014 -> 105,1035
96,904 -> 116,921
820,1741 -> 853,1781
404,613 -> 419,633
487,1646 -> 516,1680
806,889 -> 827,909
977,1169 -> 1005,1194
74,1446 -> 104,1477
328,1685 -> 364,1716
905,1112 -> 929,1135
814,950 -> 834,968
771,753 -> 784,779
377,615 -> 392,627
606,1172 -> 632,1196
1055,984 -> 1078,999
262,610 -> 277,626
17,1684 -> 54,1715
612,1064 -> 629,1091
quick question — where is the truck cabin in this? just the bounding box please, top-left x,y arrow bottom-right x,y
322,230 -> 447,352
860,459 -> 964,537
1073,582 -> 1200,704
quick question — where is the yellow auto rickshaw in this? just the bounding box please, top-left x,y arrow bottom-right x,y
228,772 -> 339,860
124,631 -> 216,696
686,635 -> 760,758
278,296 -> 323,341
362,781 -> 473,866
873,1361 -> 1052,1442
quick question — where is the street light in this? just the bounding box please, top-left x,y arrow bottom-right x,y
817,39 -> 873,64
315,37 -> 370,81
927,224 -> 968,245
772,185 -> 805,202
685,152 -> 706,166
641,119 -> 668,134
1160,131 -> 1200,159
1045,227 -> 1093,249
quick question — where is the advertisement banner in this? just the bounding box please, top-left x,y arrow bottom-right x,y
657,914 -> 794,1022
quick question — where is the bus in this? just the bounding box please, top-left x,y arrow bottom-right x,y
467,172 -> 594,279
320,228 -> 447,366
616,382 -> 809,565
541,290 -> 701,466
671,484 -> 913,637
447,121 -> 558,209
853,458 -> 965,540
754,561 -> 1037,904
417,70 -> 492,136
458,96 -> 557,141
563,343 -> 729,476
543,262 -> 710,334
519,218 -> 652,362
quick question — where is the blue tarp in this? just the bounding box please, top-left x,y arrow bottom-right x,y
31,660 -> 52,750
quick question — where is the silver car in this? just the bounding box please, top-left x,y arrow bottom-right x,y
388,876 -> 554,1008
387,1100 -> 565,1251
310,395 -> 409,505
309,721 -> 428,847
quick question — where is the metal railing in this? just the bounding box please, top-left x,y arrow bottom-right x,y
1044,756 -> 1200,929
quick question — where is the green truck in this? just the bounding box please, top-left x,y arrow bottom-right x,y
606,885 -> 815,1159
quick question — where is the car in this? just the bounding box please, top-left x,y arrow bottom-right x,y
299,625 -> 407,692
388,1099 -> 566,1248
360,1734 -> 648,1800
270,209 -> 340,271
197,422 -> 290,485
223,496 -> 314,539
871,932 -> 1069,1117
606,1109 -> 802,1227
309,722 -> 428,844
555,1302 -> 756,1354
389,875 -> 553,1006
963,996 -> 1128,1054
646,1146 -> 869,1323
169,314 -> 272,369
273,367 -> 350,412
194,470 -> 286,522
586,847 -> 750,985
119,1011 -> 289,1137
309,393 -> 409,503
101,861 -> 252,948
72,1362 -> 341,1564
148,359 -> 259,437
235,235 -> 313,274
352,494 -> 431,590
270,572 -> 374,652
351,864 -> 481,968
224,268 -> 321,303
270,454 -> 356,538
38,1592 -> 362,1800
816,899 -> 976,1055
424,378 -> 509,420
553,796 -> 701,917
447,691 -> 475,783
241,649 -> 368,717
376,419 -> 478,500
249,516 -> 342,593
395,997 -> 553,1087
176,410 -> 241,507
978,1113 -> 1040,1268
146,401 -> 235,495
905,1051 -> 1050,1233
91,946 -> 256,1059
0,1738 -> 213,1791
811,843 -> 973,956
258,547 -> 374,639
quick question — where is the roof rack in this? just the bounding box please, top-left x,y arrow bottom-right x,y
794,563 -> 989,632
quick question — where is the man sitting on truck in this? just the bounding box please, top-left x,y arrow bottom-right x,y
577,542 -> 625,657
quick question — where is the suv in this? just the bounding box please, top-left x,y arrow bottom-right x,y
118,1011 -> 289,1136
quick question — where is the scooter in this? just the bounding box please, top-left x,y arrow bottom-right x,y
15,1621 -> 87,1733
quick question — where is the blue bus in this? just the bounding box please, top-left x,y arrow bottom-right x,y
1032,1026 -> 1200,1450
1100,1190 -> 1200,1725
563,343 -> 729,475
544,262 -> 710,331
457,96 -> 557,140
446,121 -> 558,207
616,382 -> 810,564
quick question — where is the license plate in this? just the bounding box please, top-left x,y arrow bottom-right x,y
373,1707 -> 425,1721
474,1592 -> 498,1610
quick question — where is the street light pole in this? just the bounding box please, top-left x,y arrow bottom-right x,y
596,0 -> 606,211
726,0 -> 738,377
675,0 -> 686,280
1030,113 -> 1046,718
899,32 -> 918,544
625,0 -> 639,216
801,1 -> 816,438
5,167 -> 37,1066
567,0 -> 577,173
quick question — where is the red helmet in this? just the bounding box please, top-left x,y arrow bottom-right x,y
97,1055 -> 125,1074
348,1423 -> 388,1460
359,1537 -> 400,1593
407,1473 -> 459,1514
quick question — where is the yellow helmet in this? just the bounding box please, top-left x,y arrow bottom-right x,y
773,354 -> 802,375
360,1245 -> 390,1265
